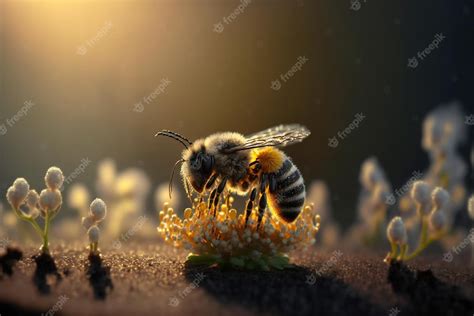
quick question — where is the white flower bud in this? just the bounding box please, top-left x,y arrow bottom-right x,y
468,195 -> 474,220
82,216 -> 95,230
429,209 -> 447,231
360,159 -> 383,190
13,178 -> 30,195
44,166 -> 64,190
88,226 -> 100,243
411,181 -> 431,213
371,184 -> 391,206
39,189 -> 62,215
431,187 -> 450,210
6,178 -> 30,209
387,216 -> 407,245
89,198 -> 107,222
26,190 -> 40,209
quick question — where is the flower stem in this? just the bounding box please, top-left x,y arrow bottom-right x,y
13,207 -> 44,241
404,230 -> 447,261
42,212 -> 51,254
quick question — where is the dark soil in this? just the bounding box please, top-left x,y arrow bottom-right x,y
33,252 -> 62,295
86,253 -> 114,300
388,262 -> 474,315
0,242 -> 472,316
0,247 -> 23,277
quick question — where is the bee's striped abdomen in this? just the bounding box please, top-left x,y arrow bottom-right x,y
268,157 -> 305,222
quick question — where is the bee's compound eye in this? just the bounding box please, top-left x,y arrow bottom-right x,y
190,155 -> 202,170
201,155 -> 214,172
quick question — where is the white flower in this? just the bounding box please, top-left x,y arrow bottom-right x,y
44,166 -> 64,190
88,226 -> 100,243
360,158 -> 383,190
82,216 -> 95,230
371,184 -> 391,206
6,178 -> 30,209
13,178 -> 30,195
422,117 -> 444,150
468,195 -> 474,220
26,190 -> 40,209
431,187 -> 450,210
25,190 -> 40,219
89,198 -> 107,222
39,189 -> 62,215
429,209 -> 447,231
387,216 -> 407,245
411,181 -> 431,209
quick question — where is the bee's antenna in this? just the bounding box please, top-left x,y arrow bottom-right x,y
155,131 -> 190,149
169,159 -> 185,199
161,130 -> 192,146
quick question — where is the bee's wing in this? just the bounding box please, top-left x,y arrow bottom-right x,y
225,124 -> 310,153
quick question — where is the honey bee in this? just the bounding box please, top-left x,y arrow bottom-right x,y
156,124 -> 310,227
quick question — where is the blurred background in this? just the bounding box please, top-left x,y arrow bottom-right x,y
0,0 -> 473,230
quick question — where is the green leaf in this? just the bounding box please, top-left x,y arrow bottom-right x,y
186,253 -> 219,266
229,257 -> 245,268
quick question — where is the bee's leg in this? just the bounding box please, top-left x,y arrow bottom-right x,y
224,193 -> 230,207
244,188 -> 258,227
184,179 -> 194,206
257,192 -> 267,230
257,174 -> 269,229
206,173 -> 218,190
212,177 -> 228,216
208,188 -> 217,211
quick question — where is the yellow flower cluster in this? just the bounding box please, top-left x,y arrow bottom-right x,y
157,197 -> 320,269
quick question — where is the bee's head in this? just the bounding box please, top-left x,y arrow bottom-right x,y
182,141 -> 214,193
155,130 -> 214,196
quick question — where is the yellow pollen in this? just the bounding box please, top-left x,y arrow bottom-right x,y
251,147 -> 285,174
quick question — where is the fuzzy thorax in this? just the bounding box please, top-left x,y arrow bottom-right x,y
251,147 -> 286,173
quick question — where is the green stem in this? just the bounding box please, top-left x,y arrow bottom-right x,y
389,241 -> 398,259
42,212 -> 50,254
404,230 -> 446,261
398,244 -> 408,261
404,239 -> 434,261
13,207 -> 44,241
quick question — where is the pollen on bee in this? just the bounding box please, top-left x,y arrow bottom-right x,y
251,147 -> 285,173
157,196 -> 320,270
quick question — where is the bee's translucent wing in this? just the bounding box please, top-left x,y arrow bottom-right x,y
225,124 -> 310,153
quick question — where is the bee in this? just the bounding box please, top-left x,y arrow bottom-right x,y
156,124 -> 310,227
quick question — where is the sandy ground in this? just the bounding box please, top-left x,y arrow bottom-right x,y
0,242 -> 473,316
